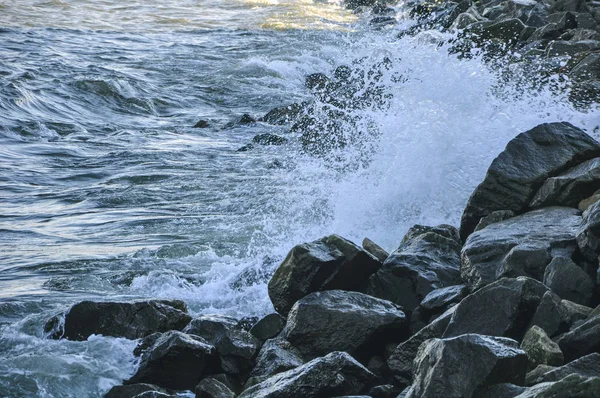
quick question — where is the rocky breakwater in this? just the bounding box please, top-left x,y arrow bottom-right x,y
45,121 -> 600,397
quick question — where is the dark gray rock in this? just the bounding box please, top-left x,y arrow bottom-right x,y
369,384 -> 401,398
520,326 -> 563,369
525,364 -> 557,386
525,353 -> 600,385
238,351 -> 376,398
252,133 -> 287,146
105,384 -> 172,398
193,120 -> 210,129
570,53 -> 600,82
546,40 -> 600,57
405,334 -> 528,398
579,189 -> 600,212
474,210 -> 516,232
249,313 -> 285,342
516,374 -> 600,397
268,234 -> 381,316
261,103 -> 305,125
530,291 -> 591,337
444,277 -> 549,341
366,224 -> 462,311
557,314 -> 600,362
387,306 -> 457,384
419,285 -> 467,319
237,114 -> 256,125
477,383 -> 527,398
195,377 -> 236,398
282,290 -> 407,360
531,157 -> 600,208
459,122 -> 600,241
46,300 -> 191,341
461,207 -> 581,291
246,339 -> 304,387
577,200 -> 600,262
126,331 -> 220,391
543,257 -> 594,305
362,237 -> 389,263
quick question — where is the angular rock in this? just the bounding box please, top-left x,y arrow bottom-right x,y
105,384 -> 172,398
405,334 -> 528,398
543,257 -> 594,305
530,292 -> 590,337
46,300 -> 191,341
282,290 -> 407,360
579,189 -> 600,212
461,207 -> 581,291
193,120 -> 210,129
419,285 -> 467,319
525,365 -> 557,386
474,210 -> 515,232
526,353 -> 600,385
249,313 -> 285,342
366,224 -> 462,311
557,314 -> 600,362
195,377 -> 236,398
520,326 -> 563,369
570,53 -> 600,82
362,237 -> 389,263
126,331 -> 220,390
478,383 -> 527,398
515,374 -> 600,397
444,277 -> 549,341
460,122 -> 600,240
252,133 -> 287,146
261,103 -> 305,125
238,351 -> 376,398
246,339 -> 304,387
268,234 -> 381,316
577,200 -> 600,262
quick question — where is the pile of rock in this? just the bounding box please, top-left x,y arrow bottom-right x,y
47,121 -> 600,397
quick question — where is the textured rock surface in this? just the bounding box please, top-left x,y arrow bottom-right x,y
105,384 -> 173,398
268,234 -> 381,315
362,237 -> 390,263
282,290 -> 407,360
249,313 -> 286,342
419,285 -> 467,318
557,315 -> 600,362
520,326 -> 563,369
460,122 -> 600,240
543,257 -> 594,305
514,374 -> 600,397
525,353 -> 600,385
195,377 -> 236,398
246,339 -> 304,387
461,207 -> 580,291
577,200 -> 600,262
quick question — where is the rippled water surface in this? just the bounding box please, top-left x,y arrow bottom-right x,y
1,0 -> 599,396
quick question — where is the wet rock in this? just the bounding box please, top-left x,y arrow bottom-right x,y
236,316 -> 259,332
193,120 -> 210,129
459,122 -> 600,241
236,144 -> 254,152
237,114 -> 256,125
530,291 -> 589,337
557,314 -> 600,362
268,234 -> 381,316
525,364 -> 557,386
530,157 -> 600,208
461,207 -> 581,291
252,133 -> 287,146
419,285 -> 467,320
195,377 -> 236,398
246,339 -> 304,387
282,290 -> 407,360
249,313 -> 286,342
46,300 -> 191,341
577,200 -> 600,262
474,210 -> 515,232
366,224 -> 462,311
261,103 -> 305,125
478,383 -> 527,398
474,18 -> 528,44
546,40 -> 600,56
387,306 -> 457,384
368,384 -> 401,398
543,257 -> 594,305
405,334 -> 528,398
444,277 -> 549,341
526,353 -> 600,385
571,53 -> 600,82
238,351 -> 376,398
126,331 -> 220,390
520,326 -> 563,369
516,374 -> 600,397
362,237 -> 389,263
105,384 -> 172,398
579,189 -> 600,212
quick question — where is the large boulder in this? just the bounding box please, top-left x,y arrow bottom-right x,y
126,331 -> 220,390
281,290 -> 407,360
530,157 -> 600,208
529,291 -> 591,337
461,207 -> 581,291
366,225 -> 462,311
249,313 -> 286,342
238,351 -> 376,398
246,339 -> 304,387
195,378 -> 236,398
268,235 -> 381,316
444,277 -> 549,341
577,200 -> 600,262
543,257 -> 594,305
405,334 -> 528,398
557,314 -> 600,362
520,326 -> 563,369
525,353 -> 600,385
46,300 -> 191,341
514,374 -> 600,397
460,122 -> 600,241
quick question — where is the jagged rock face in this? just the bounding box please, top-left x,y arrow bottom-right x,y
444,277 -> 549,341
520,326 -> 564,369
577,200 -> 600,262
238,351 -> 376,398
460,207 -> 581,291
557,314 -> 600,362
249,313 -> 286,342
281,290 -> 407,360
525,353 -> 600,385
195,377 -> 236,398
268,234 -> 381,316
514,374 -> 600,397
460,122 -> 600,241
45,300 -> 191,341
405,334 -> 528,398
366,224 -> 462,311
246,339 -> 304,387
543,257 -> 594,306
126,331 -> 221,391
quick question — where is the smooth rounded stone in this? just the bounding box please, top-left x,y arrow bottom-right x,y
579,189 -> 600,212
514,374 -> 600,397
405,334 -> 528,398
238,351 -> 376,398
195,378 -> 235,398
557,314 -> 600,362
105,384 -> 172,398
362,237 -> 389,263
268,234 -> 381,316
249,313 -> 285,342
183,315 -> 260,376
543,257 -> 594,305
526,353 -> 600,386
126,331 -> 220,391
246,339 -> 304,387
570,52 -> 600,82
444,277 -> 549,341
282,290 -> 407,360
252,133 -> 287,146
520,326 -> 564,369
461,207 -> 581,291
419,285 -> 467,318
577,200 -> 600,262
45,300 -> 191,341
474,210 -> 516,232
366,224 -> 462,311
477,383 -> 527,398
459,122 -> 600,241
387,306 -> 457,385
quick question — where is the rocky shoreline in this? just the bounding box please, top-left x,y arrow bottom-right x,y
44,121 -> 600,397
